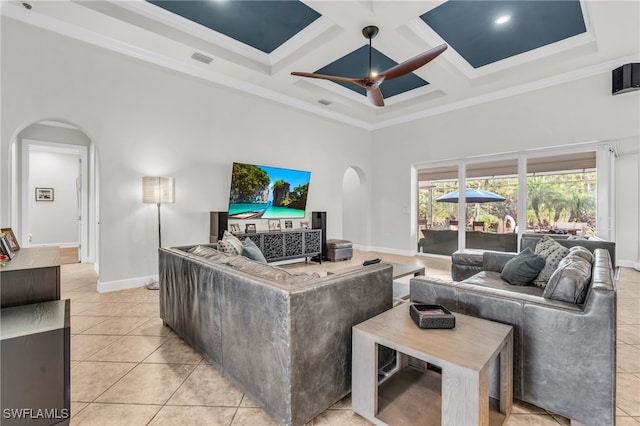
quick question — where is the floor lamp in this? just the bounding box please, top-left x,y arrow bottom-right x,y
142,176 -> 175,289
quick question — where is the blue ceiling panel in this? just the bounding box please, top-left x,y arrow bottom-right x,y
315,45 -> 429,99
147,0 -> 321,53
421,0 -> 586,68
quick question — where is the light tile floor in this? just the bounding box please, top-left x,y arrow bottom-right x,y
63,250 -> 640,425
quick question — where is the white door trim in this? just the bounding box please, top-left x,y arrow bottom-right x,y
21,139 -> 90,262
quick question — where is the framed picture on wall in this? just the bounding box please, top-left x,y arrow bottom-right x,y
245,223 -> 256,233
300,221 -> 309,230
230,223 -> 241,234
35,187 -> 54,201
0,228 -> 20,251
284,220 -> 293,230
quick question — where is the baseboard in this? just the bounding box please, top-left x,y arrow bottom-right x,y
618,259 -> 640,272
97,274 -> 159,293
29,242 -> 79,248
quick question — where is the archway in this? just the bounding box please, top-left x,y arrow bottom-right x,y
9,119 -> 98,264
342,167 -> 366,246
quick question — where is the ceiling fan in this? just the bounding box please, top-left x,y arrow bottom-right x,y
291,26 -> 447,107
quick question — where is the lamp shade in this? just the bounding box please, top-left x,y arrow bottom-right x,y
142,176 -> 175,204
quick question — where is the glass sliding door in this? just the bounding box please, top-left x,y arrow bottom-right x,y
526,152 -> 597,236
417,165 -> 459,255
464,160 -> 519,252
416,147 -> 609,256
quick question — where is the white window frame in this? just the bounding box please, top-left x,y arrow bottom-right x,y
414,142 -> 616,253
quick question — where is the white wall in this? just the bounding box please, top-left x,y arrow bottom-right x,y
28,150 -> 79,245
371,73 -> 640,263
0,17 -> 373,286
2,14 -> 639,286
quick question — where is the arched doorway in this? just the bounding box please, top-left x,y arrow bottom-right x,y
342,167 -> 367,246
10,119 -> 98,264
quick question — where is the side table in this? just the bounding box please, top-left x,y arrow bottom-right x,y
352,303 -> 513,425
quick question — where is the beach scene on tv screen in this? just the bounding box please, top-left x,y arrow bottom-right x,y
228,163 -> 310,219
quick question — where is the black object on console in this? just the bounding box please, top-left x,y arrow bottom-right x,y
312,211 -> 327,261
210,211 -> 228,243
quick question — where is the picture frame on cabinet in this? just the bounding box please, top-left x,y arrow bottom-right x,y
0,228 -> 20,251
268,220 -> 281,231
0,234 -> 15,260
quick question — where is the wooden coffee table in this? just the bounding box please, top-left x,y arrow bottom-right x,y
352,303 -> 513,426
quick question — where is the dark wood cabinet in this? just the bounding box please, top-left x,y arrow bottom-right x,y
0,247 -> 61,308
1,299 -> 70,425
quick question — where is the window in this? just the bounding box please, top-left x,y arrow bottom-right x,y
416,146 -> 613,255
526,152 -> 596,236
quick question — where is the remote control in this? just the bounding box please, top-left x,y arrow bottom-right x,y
363,258 -> 381,266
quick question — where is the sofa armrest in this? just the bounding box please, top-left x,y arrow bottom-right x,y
482,251 -> 517,273
410,276 -> 460,311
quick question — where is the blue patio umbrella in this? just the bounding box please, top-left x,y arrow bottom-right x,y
436,188 -> 506,204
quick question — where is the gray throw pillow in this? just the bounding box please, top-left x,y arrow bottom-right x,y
568,245 -> 594,263
500,247 -> 546,286
532,235 -> 570,288
242,238 -> 267,264
543,252 -> 593,304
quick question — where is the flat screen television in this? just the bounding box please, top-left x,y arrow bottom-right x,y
228,162 -> 311,219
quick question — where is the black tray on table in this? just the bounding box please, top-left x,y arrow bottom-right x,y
410,304 -> 455,329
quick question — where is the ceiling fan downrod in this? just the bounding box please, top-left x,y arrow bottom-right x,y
362,26 -> 379,78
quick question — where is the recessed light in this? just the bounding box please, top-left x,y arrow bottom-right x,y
495,15 -> 511,25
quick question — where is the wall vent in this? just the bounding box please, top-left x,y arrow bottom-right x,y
191,52 -> 213,64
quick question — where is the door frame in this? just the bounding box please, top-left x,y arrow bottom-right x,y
21,139 -> 89,262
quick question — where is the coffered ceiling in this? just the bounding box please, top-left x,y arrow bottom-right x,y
3,0 -> 639,129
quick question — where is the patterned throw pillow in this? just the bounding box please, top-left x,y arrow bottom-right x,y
222,230 -> 244,254
532,235 -> 570,288
217,239 -> 239,255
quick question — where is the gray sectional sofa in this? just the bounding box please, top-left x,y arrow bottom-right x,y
410,236 -> 617,426
158,244 -> 393,426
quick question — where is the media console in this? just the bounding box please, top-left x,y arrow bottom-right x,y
209,211 -> 322,263
234,229 -> 322,263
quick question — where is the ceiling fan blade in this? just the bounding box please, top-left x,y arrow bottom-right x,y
291,72 -> 360,85
379,44 -> 447,81
366,87 -> 385,107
